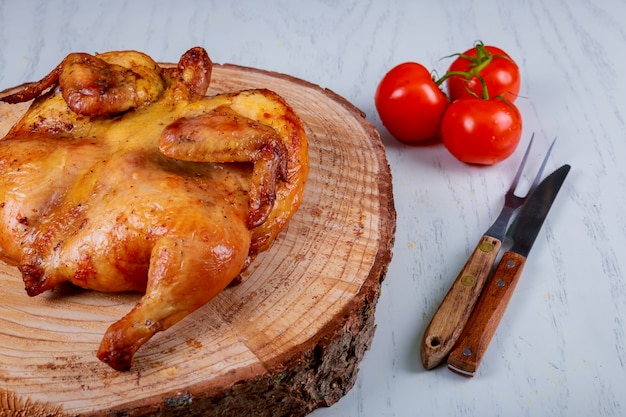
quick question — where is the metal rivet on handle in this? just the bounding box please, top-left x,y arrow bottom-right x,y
462,348 -> 472,356
479,242 -> 494,252
461,275 -> 476,287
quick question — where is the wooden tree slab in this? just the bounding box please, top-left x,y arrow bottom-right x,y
0,63 -> 396,416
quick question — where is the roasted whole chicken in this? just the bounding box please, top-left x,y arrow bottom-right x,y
0,47 -> 308,371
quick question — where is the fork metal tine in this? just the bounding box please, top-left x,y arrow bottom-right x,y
484,133 -> 554,240
508,132 -> 534,194
528,137 -> 557,192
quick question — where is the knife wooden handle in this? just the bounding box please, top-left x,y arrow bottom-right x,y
447,251 -> 526,377
421,235 -> 501,370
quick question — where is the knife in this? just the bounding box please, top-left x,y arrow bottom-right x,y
447,164 -> 571,377
421,136 -> 555,370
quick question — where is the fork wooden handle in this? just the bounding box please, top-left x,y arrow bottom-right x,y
421,235 -> 501,369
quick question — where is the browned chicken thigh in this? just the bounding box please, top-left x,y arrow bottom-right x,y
0,47 -> 308,371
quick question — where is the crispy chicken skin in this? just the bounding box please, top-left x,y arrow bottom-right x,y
0,47 -> 308,371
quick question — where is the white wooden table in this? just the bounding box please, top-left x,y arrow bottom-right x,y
1,1 -> 624,416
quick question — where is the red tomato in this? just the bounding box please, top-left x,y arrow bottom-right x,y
441,98 -> 522,165
446,44 -> 520,102
375,62 -> 448,143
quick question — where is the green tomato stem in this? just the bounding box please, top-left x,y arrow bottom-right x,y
435,41 -> 494,99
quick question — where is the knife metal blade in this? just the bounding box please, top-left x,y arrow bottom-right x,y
447,164 -> 571,377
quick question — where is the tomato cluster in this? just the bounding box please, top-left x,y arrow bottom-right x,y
375,42 -> 522,165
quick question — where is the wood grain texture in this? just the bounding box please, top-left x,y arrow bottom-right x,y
0,63 -> 396,416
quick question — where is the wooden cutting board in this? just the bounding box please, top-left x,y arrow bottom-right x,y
0,63 -> 395,416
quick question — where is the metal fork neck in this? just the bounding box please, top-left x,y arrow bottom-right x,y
484,205 -> 516,241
